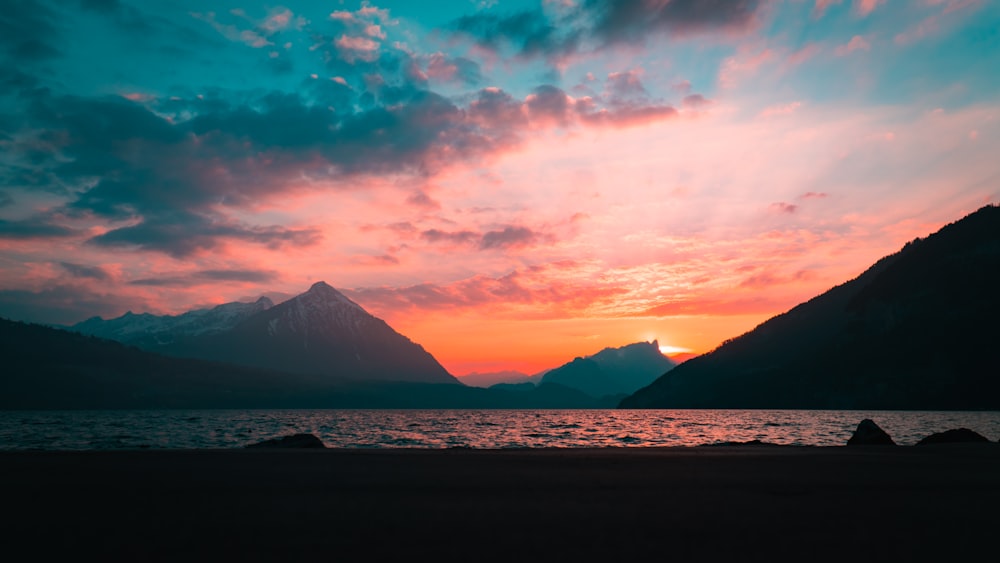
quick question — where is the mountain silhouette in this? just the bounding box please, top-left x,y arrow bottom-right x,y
73,281 -> 458,385
541,341 -> 676,397
1,317 -> 625,409
0,317 -> 339,409
620,204 -> 1000,409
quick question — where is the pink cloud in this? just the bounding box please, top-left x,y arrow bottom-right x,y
336,35 -> 380,52
758,101 -> 803,118
426,53 -> 459,82
813,0 -> 843,18
718,46 -> 777,88
835,35 -> 871,55
855,0 -> 885,16
769,202 -> 799,214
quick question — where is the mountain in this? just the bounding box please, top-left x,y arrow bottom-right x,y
620,204 -> 1000,410
72,281 -> 458,385
72,297 -> 275,345
541,341 -> 676,397
0,317 -> 339,409
458,370 -> 533,388
0,318 -> 622,409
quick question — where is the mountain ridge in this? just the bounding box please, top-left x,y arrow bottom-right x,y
620,204 -> 1000,409
72,281 -> 459,385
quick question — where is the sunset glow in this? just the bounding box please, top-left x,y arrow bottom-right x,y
1,1 -> 998,375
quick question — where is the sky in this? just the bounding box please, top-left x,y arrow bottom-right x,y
1,0 -> 998,376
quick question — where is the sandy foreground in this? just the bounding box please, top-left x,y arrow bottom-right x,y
4,445 -> 999,562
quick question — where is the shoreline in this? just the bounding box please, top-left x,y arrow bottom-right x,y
5,445 -> 999,561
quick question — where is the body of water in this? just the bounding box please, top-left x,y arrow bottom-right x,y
2,409 -> 998,450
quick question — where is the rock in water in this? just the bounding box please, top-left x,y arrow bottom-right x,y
915,428 -> 990,446
846,419 -> 896,446
246,433 -> 326,449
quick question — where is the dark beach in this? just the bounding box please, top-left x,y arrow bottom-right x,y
5,445 -> 999,562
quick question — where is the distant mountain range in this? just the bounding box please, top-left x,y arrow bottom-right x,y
458,370 -> 537,388
0,317 -> 626,409
458,342 -> 676,401
540,341 -> 676,398
3,281 -> 665,408
620,204 -> 1000,410
72,281 -> 458,385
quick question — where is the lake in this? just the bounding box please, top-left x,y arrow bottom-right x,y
2,409 -> 999,450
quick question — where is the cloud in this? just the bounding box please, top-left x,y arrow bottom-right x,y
854,0 -> 885,17
480,226 -> 540,249
758,101 -> 803,118
0,284 -> 148,325
406,191 -> 441,209
585,0 -> 762,44
812,0 -> 842,19
88,214 -> 322,258
4,49 -> 681,260
449,0 -> 762,65
79,0 -> 121,13
129,269 -> 280,286
421,229 -> 479,245
347,269 -> 622,315
420,225 -> 545,251
59,262 -> 112,281
191,11 -> 273,48
835,35 -> 870,55
353,254 -> 400,266
0,217 -> 77,239
682,94 -> 711,109
0,0 -> 61,61
769,202 -> 798,214
424,53 -> 483,85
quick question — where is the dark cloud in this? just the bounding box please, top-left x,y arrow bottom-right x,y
348,272 -> 535,311
0,217 -> 77,239
353,254 -> 400,266
421,229 -> 479,245
526,85 -> 576,126
406,191 -> 441,209
527,84 -> 678,128
480,226 -> 539,249
4,65 -> 674,258
0,0 -> 61,61
585,0 -> 761,45
605,70 -> 648,103
129,269 -> 279,286
0,284 -> 146,325
420,225 -> 544,251
88,213 -> 322,258
682,93 -> 711,108
450,0 -> 761,64
79,0 -> 120,13
346,269 -> 626,316
451,10 -> 581,64
425,53 -> 483,86
195,269 -> 280,283
59,262 -> 111,281
770,202 -> 798,214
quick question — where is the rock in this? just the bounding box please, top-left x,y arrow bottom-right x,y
246,433 -> 326,449
846,419 -> 896,446
701,440 -> 775,447
915,428 -> 990,446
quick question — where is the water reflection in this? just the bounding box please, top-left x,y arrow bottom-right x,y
1,409 -> 998,450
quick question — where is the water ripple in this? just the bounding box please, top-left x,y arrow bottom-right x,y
1,409 -> 999,450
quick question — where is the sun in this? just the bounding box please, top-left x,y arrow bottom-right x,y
658,344 -> 693,356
